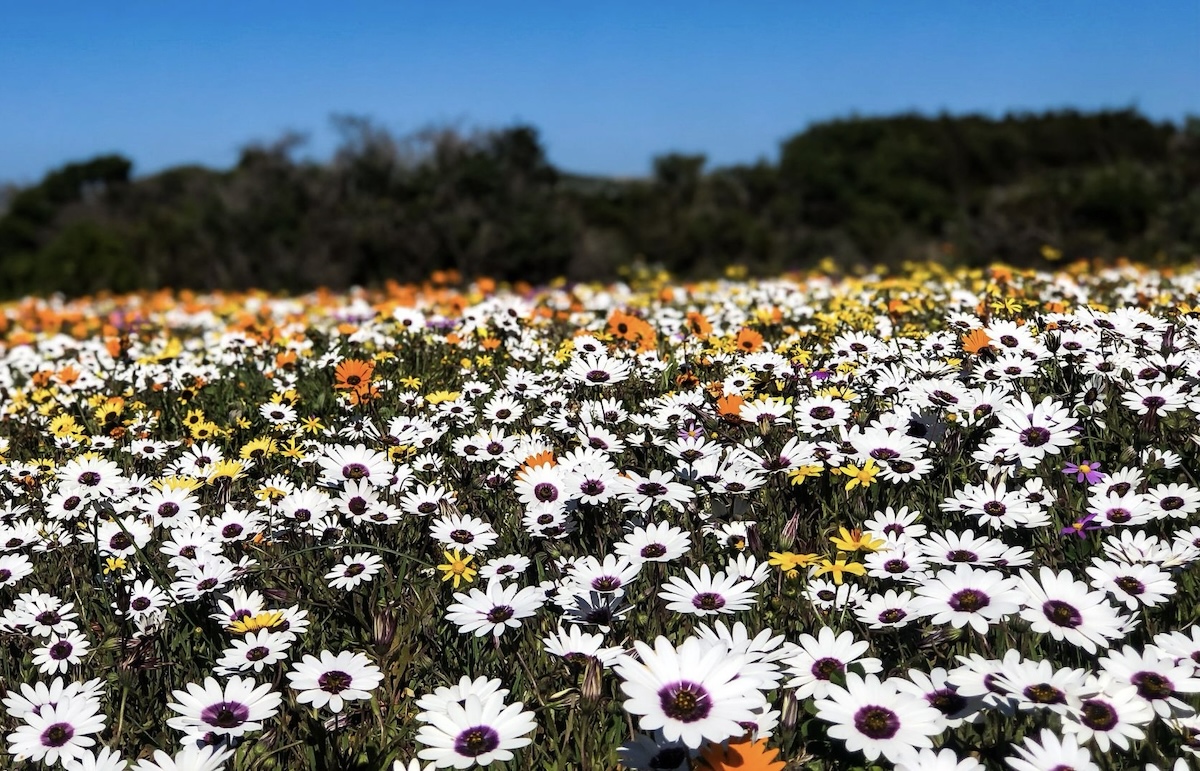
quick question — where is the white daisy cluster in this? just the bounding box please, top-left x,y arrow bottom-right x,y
0,263 -> 1199,767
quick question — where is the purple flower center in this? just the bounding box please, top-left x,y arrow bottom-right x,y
853,705 -> 900,739
657,681 -> 712,722
343,463 -> 369,479
454,725 -> 501,757
637,482 -> 667,497
811,657 -> 844,680
201,700 -> 251,729
40,722 -> 74,747
640,543 -> 667,559
948,589 -> 990,613
1114,576 -> 1145,595
1130,671 -> 1173,700
1042,599 -> 1082,628
487,605 -> 514,624
692,592 -> 725,611
49,641 -> 73,660
927,688 -> 966,716
1079,699 -> 1118,731
319,670 -> 353,694
1019,427 -> 1051,447
533,483 -> 558,503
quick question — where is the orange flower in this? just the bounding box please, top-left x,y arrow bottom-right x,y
54,365 -> 81,387
696,736 -> 785,771
716,394 -> 745,422
607,310 -> 640,341
686,311 -> 713,337
607,310 -> 657,351
518,450 -> 556,476
961,328 -> 993,355
735,328 -> 764,353
334,359 -> 375,391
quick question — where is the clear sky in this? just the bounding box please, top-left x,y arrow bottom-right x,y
2,2 -> 1198,183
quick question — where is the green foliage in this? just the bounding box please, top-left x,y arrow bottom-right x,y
1,110 -> 1197,298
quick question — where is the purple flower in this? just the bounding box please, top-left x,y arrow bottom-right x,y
1062,460 -> 1104,485
1060,512 -> 1101,539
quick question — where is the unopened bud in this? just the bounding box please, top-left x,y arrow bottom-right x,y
373,606 -> 397,650
581,656 -> 603,705
780,689 -> 800,729
780,512 -> 801,549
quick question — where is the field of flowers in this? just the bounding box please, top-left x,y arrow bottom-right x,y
1,262 -> 1199,770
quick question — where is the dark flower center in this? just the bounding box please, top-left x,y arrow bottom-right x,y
581,480 -> 605,495
927,688 -> 966,716
585,370 -> 610,383
534,483 -> 558,502
884,559 -> 909,573
344,563 -> 366,577
201,701 -> 251,729
454,725 -> 501,757
1161,496 -> 1184,511
158,502 -> 180,517
853,705 -> 900,739
879,608 -> 907,623
109,532 -> 133,551
78,471 -> 101,486
318,670 -> 353,694
691,592 -> 725,611
64,496 -> 82,510
450,529 -> 474,544
487,605 -> 514,624
197,578 -> 219,591
131,597 -> 151,611
1024,683 -> 1065,704
1107,508 -> 1131,523
1079,699 -> 1118,731
1130,671 -> 1173,700
640,543 -> 667,559
343,463 -> 369,480
1019,427 -> 1051,447
1042,599 -> 1082,628
1114,576 -> 1145,595
35,610 -> 62,626
658,681 -> 712,722
246,646 -> 270,662
222,524 -> 243,539
592,576 -> 622,592
810,406 -> 835,420
811,657 -> 844,680
949,589 -> 990,613
49,641 -> 73,660
637,482 -> 668,497
947,549 -> 977,563
40,722 -> 74,747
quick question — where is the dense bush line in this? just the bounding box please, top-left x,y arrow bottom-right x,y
1,109 -> 1198,298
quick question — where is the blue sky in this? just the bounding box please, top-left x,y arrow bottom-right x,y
1,2 -> 1197,183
